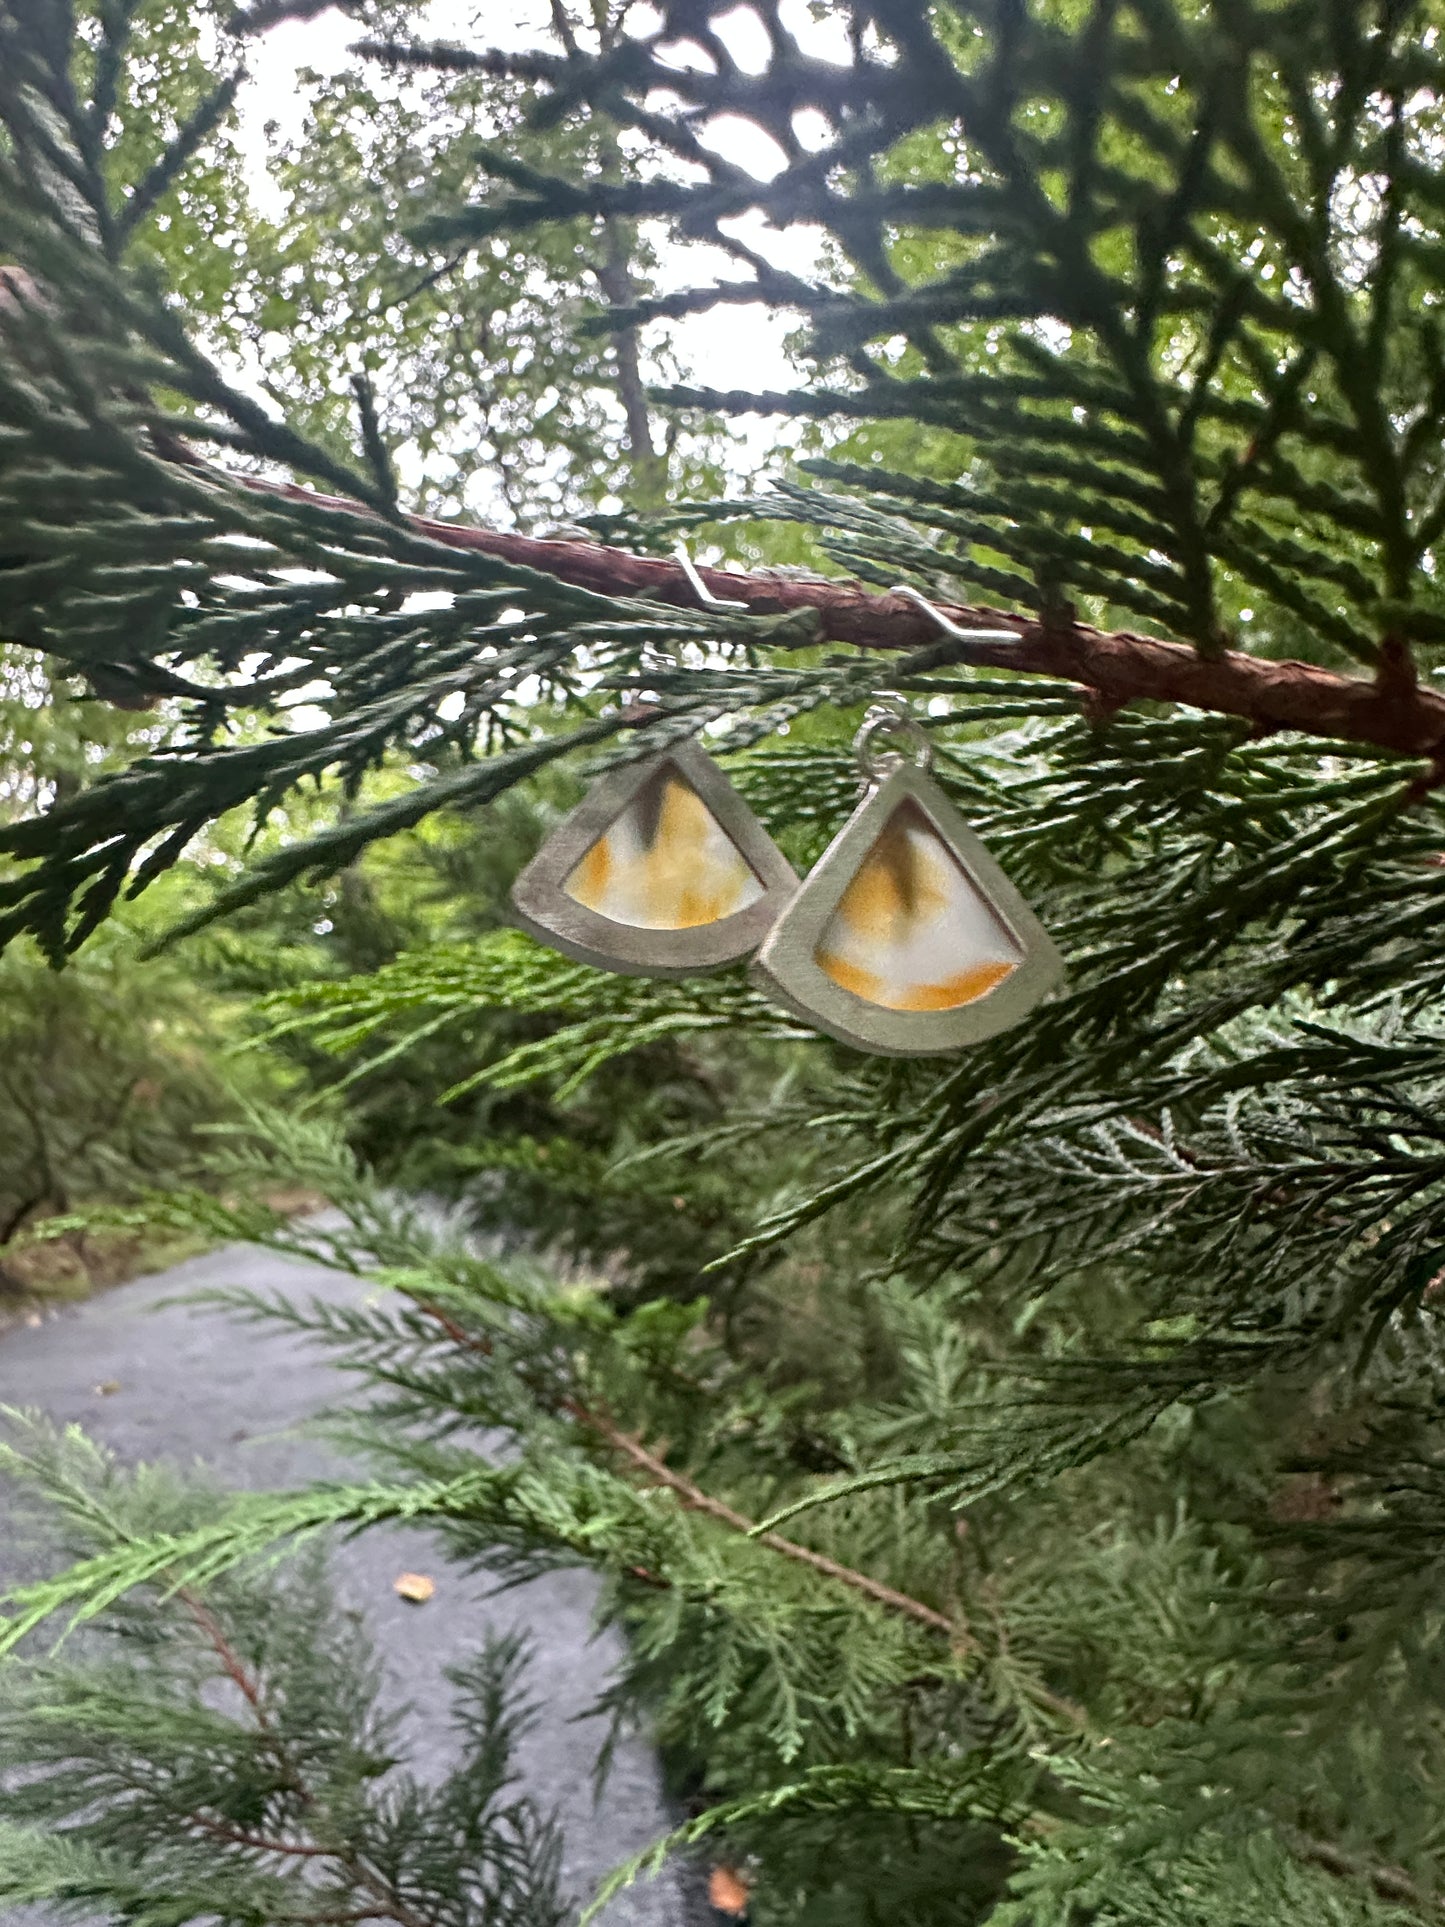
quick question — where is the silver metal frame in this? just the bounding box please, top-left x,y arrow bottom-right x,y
751,761 -> 1065,1055
510,735 -> 799,978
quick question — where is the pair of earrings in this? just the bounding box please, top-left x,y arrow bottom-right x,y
511,703 -> 1064,1058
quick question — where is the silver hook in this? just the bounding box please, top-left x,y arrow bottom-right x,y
887,582 -> 1022,646
675,541 -> 748,611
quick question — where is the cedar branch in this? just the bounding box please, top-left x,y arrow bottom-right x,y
176,1587 -> 435,1927
563,1397 -> 965,1642
183,1815 -> 336,1859
412,1300 -> 966,1643
242,477 -> 1445,762
5,262 -> 1440,760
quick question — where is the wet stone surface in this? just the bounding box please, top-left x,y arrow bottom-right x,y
0,1243 -> 703,1927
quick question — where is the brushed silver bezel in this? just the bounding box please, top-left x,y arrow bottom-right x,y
751,762 -> 1065,1055
510,736 -> 799,978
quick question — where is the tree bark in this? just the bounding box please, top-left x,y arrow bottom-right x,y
9,263 -> 1445,762
250,477 -> 1445,762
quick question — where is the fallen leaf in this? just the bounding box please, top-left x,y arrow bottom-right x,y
94,1380 -> 121,1396
393,1572 -> 436,1605
708,1865 -> 750,1916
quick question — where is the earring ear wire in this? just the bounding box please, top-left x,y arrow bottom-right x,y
884,583 -> 1022,648
675,542 -> 748,611
508,546 -> 798,978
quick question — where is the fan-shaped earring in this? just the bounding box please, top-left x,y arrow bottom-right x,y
752,701 -> 1064,1055
511,734 -> 799,978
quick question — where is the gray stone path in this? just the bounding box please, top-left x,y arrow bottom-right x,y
0,1243 -> 701,1926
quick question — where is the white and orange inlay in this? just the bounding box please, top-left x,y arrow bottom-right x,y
563,767 -> 763,930
815,802 -> 1021,1011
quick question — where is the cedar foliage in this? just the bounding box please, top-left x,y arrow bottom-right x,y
0,1416 -> 568,1927
7,1 -> 1445,1923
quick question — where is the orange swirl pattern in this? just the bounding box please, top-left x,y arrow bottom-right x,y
816,803 -> 1021,1012
564,767 -> 763,930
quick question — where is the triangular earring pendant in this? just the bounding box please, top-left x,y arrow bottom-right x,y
752,716 -> 1063,1055
512,736 -> 798,978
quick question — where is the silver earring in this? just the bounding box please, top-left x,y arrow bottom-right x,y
512,551 -> 798,978
752,690 -> 1064,1056
511,734 -> 797,978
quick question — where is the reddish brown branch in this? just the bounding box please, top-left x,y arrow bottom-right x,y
409,1299 -> 963,1639
566,1398 -> 965,1641
175,1588 -> 433,1927
245,478 -> 1445,761
184,1815 -> 335,1859
7,262 -> 1444,759
178,1588 -> 270,1720
571,1398 -> 1093,1724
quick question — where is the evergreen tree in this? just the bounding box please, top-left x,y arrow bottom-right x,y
7,1 -> 1445,1923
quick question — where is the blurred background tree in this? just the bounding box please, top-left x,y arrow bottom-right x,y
0,0 -> 751,1288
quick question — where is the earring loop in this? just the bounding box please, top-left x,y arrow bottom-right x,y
855,702 -> 935,786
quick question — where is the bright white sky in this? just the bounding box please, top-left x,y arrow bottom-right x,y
234,1 -> 829,408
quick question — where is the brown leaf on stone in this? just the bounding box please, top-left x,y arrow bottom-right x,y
393,1572 -> 436,1604
708,1865 -> 750,1916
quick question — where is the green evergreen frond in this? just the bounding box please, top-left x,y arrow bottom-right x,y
0,1452 -> 505,1659
0,1417 -> 566,1926
0,1827 -> 295,1927
991,1745 -> 1424,1927
582,1753 -> 1045,1924
257,929 -> 804,1102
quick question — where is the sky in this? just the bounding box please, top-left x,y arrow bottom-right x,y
233,1 -> 826,411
